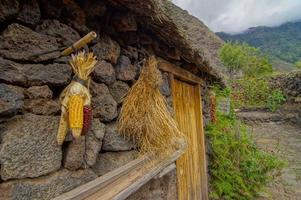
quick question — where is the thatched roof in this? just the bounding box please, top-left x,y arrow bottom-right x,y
108,0 -> 227,83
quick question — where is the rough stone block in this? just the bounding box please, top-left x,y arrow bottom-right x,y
126,169 -> 178,200
115,55 -> 137,81
160,72 -> 171,97
26,85 -> 53,99
0,169 -> 97,200
85,119 -> 105,166
24,99 -> 60,115
0,23 -> 60,62
92,151 -> 137,176
92,35 -> 120,64
90,81 -> 117,122
0,58 -> 72,87
102,122 -> 136,151
0,114 -> 62,180
17,0 -> 41,26
0,84 -> 24,117
36,19 -> 80,47
64,136 -> 86,171
109,81 -> 130,104
92,60 -> 116,85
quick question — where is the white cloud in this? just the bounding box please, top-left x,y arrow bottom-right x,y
173,0 -> 301,33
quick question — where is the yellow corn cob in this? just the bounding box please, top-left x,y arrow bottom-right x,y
68,95 -> 84,139
57,108 -> 68,145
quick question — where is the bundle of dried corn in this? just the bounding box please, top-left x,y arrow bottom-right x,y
57,51 -> 97,145
118,56 -> 185,156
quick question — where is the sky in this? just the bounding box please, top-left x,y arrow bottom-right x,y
173,0 -> 301,34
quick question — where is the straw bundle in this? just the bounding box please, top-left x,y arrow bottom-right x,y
118,56 -> 185,155
57,51 -> 97,145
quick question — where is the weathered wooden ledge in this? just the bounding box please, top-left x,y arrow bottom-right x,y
53,143 -> 186,200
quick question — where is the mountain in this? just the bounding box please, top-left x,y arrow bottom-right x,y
217,21 -> 301,71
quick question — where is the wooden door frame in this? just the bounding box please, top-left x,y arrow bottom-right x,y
157,58 -> 203,85
158,58 -> 208,200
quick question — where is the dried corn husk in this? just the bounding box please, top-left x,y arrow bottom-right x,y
57,51 -> 97,144
118,56 -> 185,156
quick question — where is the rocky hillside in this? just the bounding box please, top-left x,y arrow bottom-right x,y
217,21 -> 301,71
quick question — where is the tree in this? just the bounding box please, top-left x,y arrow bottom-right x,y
219,42 -> 273,79
218,42 -> 247,79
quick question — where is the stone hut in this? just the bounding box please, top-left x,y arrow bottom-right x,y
0,0 -> 225,199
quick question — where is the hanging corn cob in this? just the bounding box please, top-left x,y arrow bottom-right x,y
57,51 -> 97,145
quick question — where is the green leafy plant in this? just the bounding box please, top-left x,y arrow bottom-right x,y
212,85 -> 231,98
266,89 -> 286,112
206,113 -> 285,200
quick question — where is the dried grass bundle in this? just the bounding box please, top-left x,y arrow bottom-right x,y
118,56 -> 185,156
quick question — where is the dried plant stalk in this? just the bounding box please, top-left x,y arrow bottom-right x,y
118,56 -> 185,155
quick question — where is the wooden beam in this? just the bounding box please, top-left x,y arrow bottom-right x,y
52,157 -> 147,200
155,163 -> 176,179
53,142 -> 186,200
112,145 -> 185,200
157,58 -> 203,85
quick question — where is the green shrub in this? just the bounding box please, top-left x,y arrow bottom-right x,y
231,78 -> 286,111
206,113 -> 285,200
266,89 -> 286,112
232,78 -> 270,108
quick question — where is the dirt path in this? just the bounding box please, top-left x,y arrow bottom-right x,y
238,111 -> 301,200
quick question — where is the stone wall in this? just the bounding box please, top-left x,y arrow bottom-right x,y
0,0 -> 212,199
127,169 -> 178,200
268,71 -> 301,102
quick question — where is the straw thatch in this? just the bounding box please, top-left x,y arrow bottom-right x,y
118,56 -> 185,155
107,0 -> 227,84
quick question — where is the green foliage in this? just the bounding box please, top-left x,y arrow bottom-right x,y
217,21 -> 301,64
212,85 -> 231,98
219,42 -> 273,78
295,60 -> 301,69
231,78 -> 286,111
219,42 -> 248,75
206,113 -> 285,200
232,78 -> 270,108
266,89 -> 286,112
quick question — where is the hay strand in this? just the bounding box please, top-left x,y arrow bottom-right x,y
118,56 -> 185,156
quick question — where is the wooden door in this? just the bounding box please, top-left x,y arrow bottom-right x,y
172,78 -> 208,200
